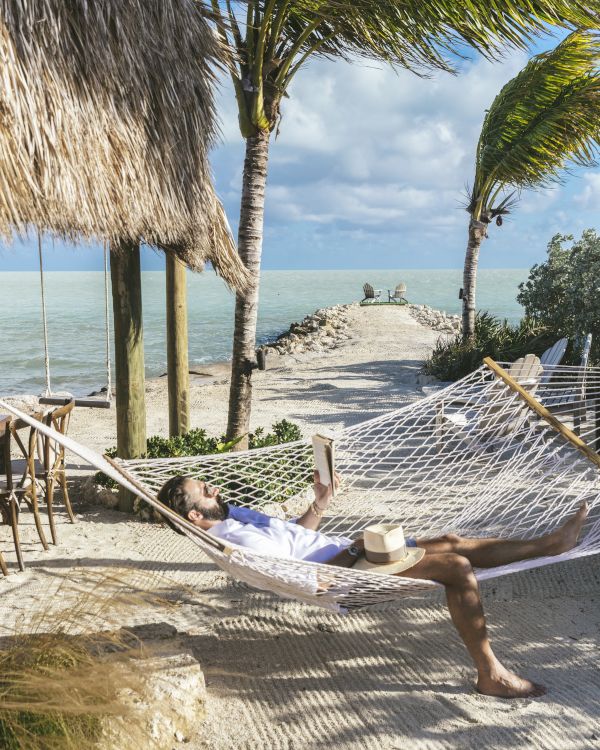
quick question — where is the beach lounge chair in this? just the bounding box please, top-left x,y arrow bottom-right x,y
362,283 -> 381,304
0,414 -> 49,573
388,283 -> 407,304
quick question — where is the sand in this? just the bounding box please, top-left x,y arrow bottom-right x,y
1,304 -> 599,750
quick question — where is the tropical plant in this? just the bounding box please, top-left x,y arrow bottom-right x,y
95,419 -> 303,492
209,1 -> 600,448
517,229 -> 600,363
423,312 -> 555,381
461,30 -> 600,340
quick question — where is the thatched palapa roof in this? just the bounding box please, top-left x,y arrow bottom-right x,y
0,0 -> 247,288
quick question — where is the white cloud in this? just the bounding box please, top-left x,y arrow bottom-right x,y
574,172 -> 600,208
211,47 -> 594,268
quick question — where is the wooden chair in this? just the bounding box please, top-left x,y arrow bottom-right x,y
34,400 -> 75,544
362,283 -> 381,303
438,355 -> 544,448
539,337 -> 568,384
388,283 -> 407,303
0,414 -> 49,573
543,333 -> 593,435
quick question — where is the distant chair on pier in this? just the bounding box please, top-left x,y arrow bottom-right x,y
362,283 -> 381,304
388,283 -> 407,304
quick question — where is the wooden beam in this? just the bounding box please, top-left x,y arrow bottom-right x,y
483,357 -> 600,469
110,241 -> 147,512
166,253 -> 190,436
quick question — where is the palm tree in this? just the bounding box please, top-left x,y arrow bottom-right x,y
462,30 -> 600,340
209,1 -> 600,447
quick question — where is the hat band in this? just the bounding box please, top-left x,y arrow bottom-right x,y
365,547 -> 406,564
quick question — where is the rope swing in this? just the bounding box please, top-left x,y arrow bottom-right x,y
37,233 -> 112,409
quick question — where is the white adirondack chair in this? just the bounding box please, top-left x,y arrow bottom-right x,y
540,337 -> 568,384
542,333 -> 593,434
439,354 -> 544,447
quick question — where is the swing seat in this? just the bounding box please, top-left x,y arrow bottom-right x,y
39,396 -> 111,409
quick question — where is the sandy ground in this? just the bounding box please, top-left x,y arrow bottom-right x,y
1,304 -> 600,749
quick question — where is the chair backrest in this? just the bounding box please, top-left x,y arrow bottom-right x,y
580,333 -> 593,368
394,283 -> 407,296
37,400 -> 74,469
540,337 -> 568,385
363,283 -> 375,298
540,338 -> 568,366
3,416 -> 38,491
482,354 -> 543,435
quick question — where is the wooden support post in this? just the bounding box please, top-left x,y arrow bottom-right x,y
110,241 -> 147,512
484,357 -> 600,469
166,253 -> 190,437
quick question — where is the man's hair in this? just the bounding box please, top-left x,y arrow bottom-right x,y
157,475 -> 198,534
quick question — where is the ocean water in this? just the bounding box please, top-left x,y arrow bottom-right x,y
0,268 -> 527,396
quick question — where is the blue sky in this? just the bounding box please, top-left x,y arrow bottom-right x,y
2,29 -> 598,273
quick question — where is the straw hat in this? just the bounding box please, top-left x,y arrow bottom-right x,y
353,524 -> 425,575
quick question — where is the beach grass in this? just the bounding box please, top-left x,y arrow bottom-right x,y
0,570 -> 179,750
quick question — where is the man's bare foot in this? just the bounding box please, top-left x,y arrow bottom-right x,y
477,665 -> 546,698
547,502 -> 589,556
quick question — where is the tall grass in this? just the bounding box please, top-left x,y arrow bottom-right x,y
0,570 -> 180,750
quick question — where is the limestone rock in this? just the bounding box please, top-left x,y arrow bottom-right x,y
102,641 -> 206,750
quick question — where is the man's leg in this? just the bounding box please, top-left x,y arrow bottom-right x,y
401,552 -> 545,698
415,503 -> 589,569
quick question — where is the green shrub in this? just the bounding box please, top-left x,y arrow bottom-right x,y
423,312 -> 555,381
517,229 -> 600,364
95,420 -> 308,511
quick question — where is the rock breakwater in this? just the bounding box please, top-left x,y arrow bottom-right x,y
264,304 -> 354,358
408,304 -> 461,335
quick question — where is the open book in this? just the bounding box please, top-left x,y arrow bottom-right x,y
311,432 -> 336,497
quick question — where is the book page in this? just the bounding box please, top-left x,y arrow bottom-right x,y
311,433 -> 336,496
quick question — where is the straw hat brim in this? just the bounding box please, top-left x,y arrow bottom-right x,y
353,546 -> 426,576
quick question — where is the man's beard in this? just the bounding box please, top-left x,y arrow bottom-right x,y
201,496 -> 229,522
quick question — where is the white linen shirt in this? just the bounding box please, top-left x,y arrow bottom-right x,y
208,505 -> 352,563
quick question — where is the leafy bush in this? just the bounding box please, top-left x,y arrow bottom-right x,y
517,229 -> 600,364
95,420 -> 306,510
423,312 -> 555,381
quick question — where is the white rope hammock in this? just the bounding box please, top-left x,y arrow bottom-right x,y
2,358 -> 599,613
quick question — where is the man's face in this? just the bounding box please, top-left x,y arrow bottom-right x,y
183,478 -> 229,522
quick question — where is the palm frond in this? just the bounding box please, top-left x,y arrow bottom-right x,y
278,0 -> 600,78
472,30 -> 600,214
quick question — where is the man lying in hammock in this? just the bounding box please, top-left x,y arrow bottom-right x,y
158,472 -> 589,700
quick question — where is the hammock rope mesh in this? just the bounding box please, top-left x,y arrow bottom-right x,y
1,359 -> 599,613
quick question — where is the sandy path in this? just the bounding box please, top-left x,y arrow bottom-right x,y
1,304 -> 599,749
66,304 -> 439,454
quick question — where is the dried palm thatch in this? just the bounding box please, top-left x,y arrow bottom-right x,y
0,0 -> 247,289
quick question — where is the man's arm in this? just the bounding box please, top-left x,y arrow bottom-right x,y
295,471 -> 339,531
325,537 -> 365,568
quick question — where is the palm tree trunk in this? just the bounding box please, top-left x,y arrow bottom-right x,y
226,128 -> 270,449
462,219 -> 487,340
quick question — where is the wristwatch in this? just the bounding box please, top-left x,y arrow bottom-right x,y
346,544 -> 361,558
